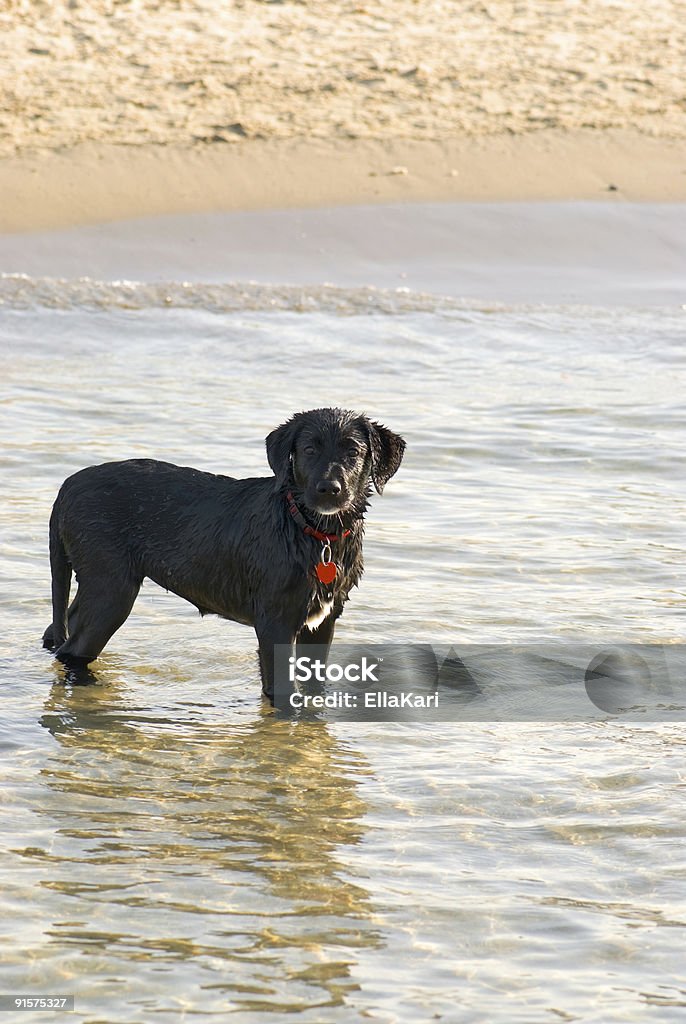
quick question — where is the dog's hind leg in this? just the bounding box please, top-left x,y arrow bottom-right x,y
55,569 -> 141,666
43,593 -> 81,651
42,509 -> 72,651
66,590 -> 81,634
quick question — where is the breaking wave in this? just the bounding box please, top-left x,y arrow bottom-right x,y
0,272 -> 504,316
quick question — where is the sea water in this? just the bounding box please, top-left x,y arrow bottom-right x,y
0,265 -> 685,1022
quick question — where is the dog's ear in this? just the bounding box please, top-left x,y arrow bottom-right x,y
364,420 -> 406,494
265,415 -> 300,485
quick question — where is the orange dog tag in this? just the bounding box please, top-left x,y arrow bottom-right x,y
316,560 -> 337,584
316,541 -> 336,584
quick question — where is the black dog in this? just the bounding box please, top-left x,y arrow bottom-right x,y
43,408 -> 405,699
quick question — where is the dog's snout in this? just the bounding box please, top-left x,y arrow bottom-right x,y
316,478 -> 342,496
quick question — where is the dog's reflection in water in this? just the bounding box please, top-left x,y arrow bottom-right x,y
38,666 -> 380,1008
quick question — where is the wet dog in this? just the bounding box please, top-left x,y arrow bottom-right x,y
42,408 -> 405,699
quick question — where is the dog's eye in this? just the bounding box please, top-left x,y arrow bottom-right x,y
303,445 -> 316,456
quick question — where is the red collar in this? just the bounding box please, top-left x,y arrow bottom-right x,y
286,491 -> 351,543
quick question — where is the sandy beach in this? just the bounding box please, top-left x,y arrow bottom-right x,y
1,0 -> 685,229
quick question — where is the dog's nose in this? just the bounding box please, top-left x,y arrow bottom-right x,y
316,479 -> 342,496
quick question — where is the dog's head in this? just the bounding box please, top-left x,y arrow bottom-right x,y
266,408 -> 405,516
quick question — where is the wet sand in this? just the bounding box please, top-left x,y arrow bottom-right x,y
2,202 -> 685,307
2,130 -> 686,233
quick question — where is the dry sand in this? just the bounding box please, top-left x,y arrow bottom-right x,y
1,0 -> 685,229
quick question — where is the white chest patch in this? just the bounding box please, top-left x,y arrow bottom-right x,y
305,600 -> 334,631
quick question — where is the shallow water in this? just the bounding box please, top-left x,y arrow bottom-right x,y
1,268 -> 685,1022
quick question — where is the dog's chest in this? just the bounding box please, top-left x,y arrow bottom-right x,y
297,534 -> 363,631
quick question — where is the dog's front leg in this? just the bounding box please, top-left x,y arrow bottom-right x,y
255,618 -> 297,703
293,615 -> 338,700
296,612 -> 337,651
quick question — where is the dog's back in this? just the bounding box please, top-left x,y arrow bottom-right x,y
50,459 -> 277,627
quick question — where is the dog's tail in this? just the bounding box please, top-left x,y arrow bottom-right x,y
42,505 -> 71,651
